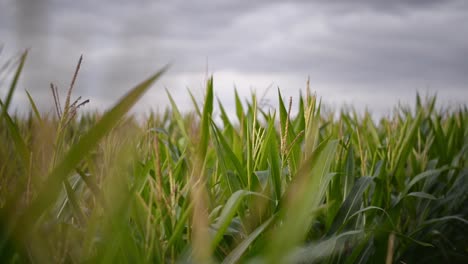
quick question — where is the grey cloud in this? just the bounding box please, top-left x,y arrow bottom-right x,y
0,0 -> 467,115
207,2 -> 468,86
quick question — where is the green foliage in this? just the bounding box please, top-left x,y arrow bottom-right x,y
0,54 -> 467,263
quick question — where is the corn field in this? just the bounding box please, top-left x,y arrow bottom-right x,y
0,52 -> 467,263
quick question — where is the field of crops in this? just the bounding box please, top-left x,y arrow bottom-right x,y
1,53 -> 467,263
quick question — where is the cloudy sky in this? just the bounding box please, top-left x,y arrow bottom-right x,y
1,0 -> 467,118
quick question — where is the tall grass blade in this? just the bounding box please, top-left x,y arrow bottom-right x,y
25,90 -> 42,123
2,50 -> 27,114
0,100 -> 30,167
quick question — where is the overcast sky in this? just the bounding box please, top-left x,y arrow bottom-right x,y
1,0 -> 467,118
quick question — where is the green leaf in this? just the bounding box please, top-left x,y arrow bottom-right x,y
211,121 -> 246,188
421,215 -> 468,227
266,139 -> 338,261
266,114 -> 282,202
285,230 -> 363,263
76,168 -> 106,209
393,111 -> 422,187
166,90 -> 190,142
217,97 -> 233,130
211,190 -> 268,252
403,166 -> 449,195
328,176 -> 373,235
222,216 -> 274,264
0,99 -> 30,167
277,89 -> 300,173
407,192 -> 437,200
187,88 -> 202,118
199,76 -> 214,158
234,89 -> 244,123
2,50 -> 27,114
344,234 -> 374,264
62,178 -> 86,226
167,201 -> 193,249
25,90 -> 43,123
